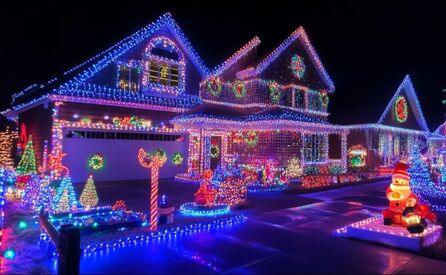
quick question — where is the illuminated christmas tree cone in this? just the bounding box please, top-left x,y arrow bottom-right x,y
138,148 -> 167,231
80,175 -> 99,210
382,162 -> 437,234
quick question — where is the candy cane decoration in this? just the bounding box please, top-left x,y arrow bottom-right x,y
138,148 -> 167,231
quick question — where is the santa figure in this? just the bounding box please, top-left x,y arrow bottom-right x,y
383,162 -> 437,234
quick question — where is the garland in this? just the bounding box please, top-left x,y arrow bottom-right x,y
232,80 -> 246,98
206,76 -> 223,97
230,131 -> 243,144
290,54 -> 305,79
268,81 -> 281,104
112,116 -> 151,127
394,96 -> 408,123
243,131 -> 259,147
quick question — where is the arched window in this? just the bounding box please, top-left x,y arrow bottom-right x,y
142,36 -> 186,94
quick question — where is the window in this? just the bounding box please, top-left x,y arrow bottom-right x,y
304,134 -> 326,162
117,65 -> 140,92
147,61 -> 179,87
142,36 -> 185,94
64,130 -> 184,142
307,91 -> 325,112
328,134 -> 342,159
294,89 -> 305,109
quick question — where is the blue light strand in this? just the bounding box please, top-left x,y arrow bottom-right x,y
179,202 -> 230,217
54,83 -> 202,109
408,145 -> 446,212
68,13 -> 209,86
83,215 -> 246,254
247,183 -> 288,193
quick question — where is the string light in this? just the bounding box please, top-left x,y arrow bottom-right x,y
16,135 -> 37,176
137,148 -> 167,231
52,176 -> 78,213
290,54 -> 306,79
378,75 -> 429,132
82,215 -> 246,254
236,26 -> 334,92
394,96 -> 408,123
79,175 -> 99,210
348,145 -> 367,167
0,128 -> 18,168
179,202 -> 230,216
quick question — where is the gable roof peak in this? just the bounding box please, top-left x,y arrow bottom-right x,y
65,12 -> 210,85
377,74 -> 430,132
237,26 -> 334,92
211,36 -> 261,76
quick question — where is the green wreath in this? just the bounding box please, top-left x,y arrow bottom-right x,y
88,153 -> 105,171
244,131 -> 259,147
290,54 -> 305,79
232,80 -> 246,98
172,152 -> 184,165
320,91 -> 329,108
268,81 -> 281,104
210,144 -> 220,158
206,76 -> 223,97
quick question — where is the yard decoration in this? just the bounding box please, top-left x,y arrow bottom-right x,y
52,176 -> 78,213
383,162 -> 437,233
80,175 -> 99,210
194,169 -> 217,207
16,135 -> 36,176
137,148 -> 167,231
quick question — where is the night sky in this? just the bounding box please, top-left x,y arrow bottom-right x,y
1,1 -> 446,130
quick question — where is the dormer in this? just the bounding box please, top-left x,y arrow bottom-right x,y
141,36 -> 186,95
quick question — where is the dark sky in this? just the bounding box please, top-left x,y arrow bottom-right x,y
1,1 -> 446,130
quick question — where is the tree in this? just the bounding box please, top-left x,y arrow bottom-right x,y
409,145 -> 446,208
36,177 -> 52,212
52,176 -> 78,213
16,135 -> 36,175
22,175 -> 40,207
408,145 -> 433,193
58,190 -> 70,213
80,175 -> 98,210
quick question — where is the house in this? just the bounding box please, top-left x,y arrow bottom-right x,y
2,13 -> 438,183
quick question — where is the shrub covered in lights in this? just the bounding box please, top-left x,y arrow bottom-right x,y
329,165 -> 343,175
304,166 -> 319,175
50,207 -> 145,231
409,145 -> 446,212
284,158 -> 303,178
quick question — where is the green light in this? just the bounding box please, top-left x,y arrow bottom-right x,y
4,249 -> 15,260
93,222 -> 98,228
18,220 -> 28,230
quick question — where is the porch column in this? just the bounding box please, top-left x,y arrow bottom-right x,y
341,132 -> 348,172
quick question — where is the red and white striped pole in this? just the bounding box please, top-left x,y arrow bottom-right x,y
149,165 -> 159,231
138,148 -> 166,232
